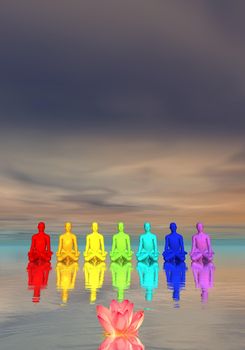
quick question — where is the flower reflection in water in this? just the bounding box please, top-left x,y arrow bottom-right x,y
98,335 -> 144,350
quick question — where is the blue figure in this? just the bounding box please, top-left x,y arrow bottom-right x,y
164,261 -> 187,302
162,223 -> 187,263
136,222 -> 159,264
137,261 -> 159,301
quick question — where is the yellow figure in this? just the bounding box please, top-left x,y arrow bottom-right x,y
83,222 -> 107,263
56,261 -> 78,304
56,222 -> 80,264
111,261 -> 133,302
84,261 -> 106,303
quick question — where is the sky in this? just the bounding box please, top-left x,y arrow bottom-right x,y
0,1 -> 245,233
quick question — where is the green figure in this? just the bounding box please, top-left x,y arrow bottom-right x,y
136,222 -> 159,264
110,261 -> 133,301
110,222 -> 133,263
137,261 -> 159,301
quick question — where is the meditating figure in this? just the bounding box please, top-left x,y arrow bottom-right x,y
136,222 -> 159,263
84,222 -> 107,263
28,222 -> 53,263
137,261 -> 159,301
110,222 -> 133,262
191,261 -> 215,303
56,261 -> 78,304
164,261 -> 187,302
111,261 -> 133,301
27,260 -> 51,303
56,222 -> 80,264
84,261 -> 106,303
162,222 -> 187,262
190,223 -> 214,263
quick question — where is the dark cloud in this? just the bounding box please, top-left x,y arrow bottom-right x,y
0,1 -> 245,139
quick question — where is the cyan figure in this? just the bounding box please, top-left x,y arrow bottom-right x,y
191,261 -> 215,303
110,260 -> 133,302
164,261 -> 187,302
162,223 -> 187,263
190,223 -> 214,263
137,261 -> 159,301
110,222 -> 133,263
136,222 -> 159,264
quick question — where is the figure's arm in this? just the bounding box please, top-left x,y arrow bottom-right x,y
206,236 -> 211,253
191,235 -> 196,253
46,235 -> 52,253
192,269 -> 199,287
126,266 -> 132,284
126,235 -> 131,252
85,236 -> 90,254
100,236 -> 105,253
138,266 -> 144,284
209,266 -> 214,287
73,235 -> 79,254
153,235 -> 158,253
180,236 -> 185,253
111,265 -> 116,284
27,264 -> 33,285
164,236 -> 169,252
57,236 -> 63,255
44,267 -> 50,285
30,236 -> 36,252
137,236 -> 143,254
99,265 -> 106,285
111,235 -> 116,252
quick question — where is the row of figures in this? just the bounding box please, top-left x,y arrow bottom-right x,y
27,221 -> 215,304
28,221 -> 214,265
27,257 -> 215,305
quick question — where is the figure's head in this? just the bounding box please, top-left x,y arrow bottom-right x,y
65,222 -> 72,232
170,222 -> 177,232
92,222 -> 98,232
118,222 -> 124,233
38,222 -> 45,232
118,288 -> 124,302
90,289 -> 97,303
196,222 -> 204,232
33,288 -> 40,303
144,222 -> 151,232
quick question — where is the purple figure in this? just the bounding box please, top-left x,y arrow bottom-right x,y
162,223 -> 187,263
190,223 -> 214,263
191,261 -> 215,303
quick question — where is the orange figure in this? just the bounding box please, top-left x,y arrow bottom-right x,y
27,261 -> 52,303
28,222 -> 53,263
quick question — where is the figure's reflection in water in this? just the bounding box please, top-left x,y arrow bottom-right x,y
137,261 -> 159,301
98,336 -> 144,350
56,261 -> 78,304
27,261 -> 51,303
110,261 -> 133,302
191,261 -> 215,303
84,261 -> 106,303
164,262 -> 187,305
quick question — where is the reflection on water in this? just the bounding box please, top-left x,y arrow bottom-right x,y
56,261 -> 78,304
111,261 -> 133,301
164,261 -> 187,305
191,261 -> 215,303
27,261 -> 51,303
2,236 -> 245,350
137,261 -> 159,301
98,336 -> 144,350
84,261 -> 106,303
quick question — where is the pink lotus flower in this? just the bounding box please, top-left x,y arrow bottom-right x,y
96,300 -> 144,336
98,335 -> 145,350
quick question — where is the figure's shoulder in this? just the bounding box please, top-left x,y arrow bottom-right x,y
98,232 -> 104,239
151,232 -> 157,238
71,233 -> 78,239
44,232 -> 50,239
176,233 -> 183,239
32,233 -> 38,239
165,233 -> 171,239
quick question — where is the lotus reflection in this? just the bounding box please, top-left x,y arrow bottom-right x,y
98,336 -> 144,350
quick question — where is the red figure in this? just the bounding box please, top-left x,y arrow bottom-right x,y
27,261 -> 51,303
28,222 -> 53,263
